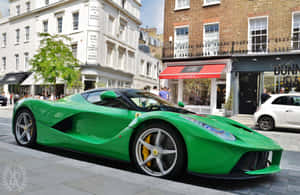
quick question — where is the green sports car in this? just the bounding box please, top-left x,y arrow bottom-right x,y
12,88 -> 282,179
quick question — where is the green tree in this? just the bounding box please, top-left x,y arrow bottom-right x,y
30,33 -> 81,96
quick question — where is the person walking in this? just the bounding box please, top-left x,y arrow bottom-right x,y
150,86 -> 159,96
159,87 -> 168,100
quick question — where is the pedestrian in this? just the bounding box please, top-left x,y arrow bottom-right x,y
159,87 -> 168,100
280,87 -> 285,94
10,93 -> 13,105
261,88 -> 271,104
150,86 -> 159,96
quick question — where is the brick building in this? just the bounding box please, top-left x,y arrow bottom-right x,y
161,0 -> 300,115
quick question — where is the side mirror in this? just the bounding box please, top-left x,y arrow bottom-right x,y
100,91 -> 118,101
178,101 -> 185,108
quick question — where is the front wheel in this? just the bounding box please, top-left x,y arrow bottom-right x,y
13,109 -> 37,147
258,116 -> 274,131
132,124 -> 186,178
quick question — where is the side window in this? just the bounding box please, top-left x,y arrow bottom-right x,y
86,91 -> 129,109
272,96 -> 291,105
86,91 -> 102,104
292,96 -> 300,106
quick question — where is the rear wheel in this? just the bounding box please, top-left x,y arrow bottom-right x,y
258,116 -> 274,131
13,109 -> 37,147
132,123 -> 186,178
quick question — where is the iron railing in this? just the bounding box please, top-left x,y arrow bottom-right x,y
162,36 -> 300,59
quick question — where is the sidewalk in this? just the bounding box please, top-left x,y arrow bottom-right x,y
230,114 -> 255,128
0,141 -> 232,195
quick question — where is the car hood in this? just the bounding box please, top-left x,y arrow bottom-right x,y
181,113 -> 281,150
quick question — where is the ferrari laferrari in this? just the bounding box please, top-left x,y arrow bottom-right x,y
12,88 -> 282,178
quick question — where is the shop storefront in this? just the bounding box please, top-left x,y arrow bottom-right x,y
232,53 -> 300,115
0,72 -> 31,97
160,59 -> 232,114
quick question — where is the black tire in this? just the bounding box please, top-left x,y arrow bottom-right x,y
13,108 -> 37,147
258,116 -> 274,131
131,123 -> 186,178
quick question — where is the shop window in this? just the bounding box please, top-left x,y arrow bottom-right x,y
174,26 -> 189,58
183,79 -> 211,106
264,72 -> 300,94
249,17 -> 268,53
203,23 -> 219,56
293,13 -> 300,50
175,0 -> 190,10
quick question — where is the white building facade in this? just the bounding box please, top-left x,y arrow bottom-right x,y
0,0 -> 158,97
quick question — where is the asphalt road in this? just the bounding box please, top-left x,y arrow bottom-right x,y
1,108 -> 300,194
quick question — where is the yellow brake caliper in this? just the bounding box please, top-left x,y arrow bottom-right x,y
142,135 -> 152,167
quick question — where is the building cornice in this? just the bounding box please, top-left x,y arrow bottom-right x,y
103,0 -> 142,25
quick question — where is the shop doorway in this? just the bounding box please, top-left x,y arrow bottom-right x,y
217,83 -> 226,109
84,80 -> 96,91
239,72 -> 259,114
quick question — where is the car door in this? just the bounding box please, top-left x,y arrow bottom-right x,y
73,90 -> 136,140
271,96 -> 292,127
285,96 -> 300,128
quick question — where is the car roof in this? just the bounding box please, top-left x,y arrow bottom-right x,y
270,93 -> 300,98
81,88 -> 142,95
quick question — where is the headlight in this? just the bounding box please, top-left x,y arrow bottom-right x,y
181,116 -> 236,141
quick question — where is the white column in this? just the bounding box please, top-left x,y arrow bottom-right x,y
178,79 -> 183,102
30,85 -> 35,96
96,75 -> 99,88
210,78 -> 217,114
81,75 -> 85,91
225,72 -> 231,101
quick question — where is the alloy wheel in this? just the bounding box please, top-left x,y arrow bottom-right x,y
15,112 -> 34,145
135,128 -> 178,177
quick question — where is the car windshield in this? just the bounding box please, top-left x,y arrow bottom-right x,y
123,90 -> 193,114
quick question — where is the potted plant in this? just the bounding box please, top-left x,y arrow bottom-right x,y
224,89 -> 233,117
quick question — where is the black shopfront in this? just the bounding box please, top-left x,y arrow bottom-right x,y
231,53 -> 300,115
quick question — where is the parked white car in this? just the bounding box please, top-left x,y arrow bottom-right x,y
254,93 -> 300,131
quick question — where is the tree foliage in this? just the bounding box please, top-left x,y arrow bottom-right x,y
30,33 -> 81,92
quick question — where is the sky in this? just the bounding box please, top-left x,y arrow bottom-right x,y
0,0 -> 9,17
0,0 -> 164,33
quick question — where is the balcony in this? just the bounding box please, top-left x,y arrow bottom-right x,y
162,36 -> 300,60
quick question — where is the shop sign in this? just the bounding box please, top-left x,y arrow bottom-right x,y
273,64 -> 300,89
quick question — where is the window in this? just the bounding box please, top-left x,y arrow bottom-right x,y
24,53 -> 29,70
26,2 -> 30,12
43,20 -> 48,33
119,20 -> 126,40
45,0 -> 49,5
122,0 -> 126,8
73,12 -> 79,31
108,16 -> 115,35
175,0 -> 190,10
86,91 -> 128,109
71,43 -> 78,58
57,17 -> 63,33
16,29 -> 20,44
249,17 -> 268,53
15,54 -> 19,70
25,26 -> 30,41
2,33 -> 6,47
272,96 -> 291,105
174,26 -> 189,58
183,79 -> 211,106
204,0 -> 220,6
2,57 -> 6,71
16,5 -> 20,15
118,48 -> 126,69
146,62 -> 151,76
292,96 -> 300,106
203,23 -> 219,56
106,43 -> 114,66
292,13 -> 300,50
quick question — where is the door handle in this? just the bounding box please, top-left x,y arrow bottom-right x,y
286,110 -> 294,112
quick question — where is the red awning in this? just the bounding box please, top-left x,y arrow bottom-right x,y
159,64 -> 226,79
